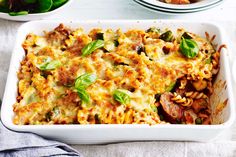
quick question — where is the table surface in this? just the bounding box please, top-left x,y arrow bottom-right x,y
0,0 -> 236,155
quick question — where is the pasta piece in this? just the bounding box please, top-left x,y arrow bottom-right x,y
185,91 -> 208,99
211,51 -> 220,75
171,92 -> 193,107
14,24 -> 218,125
179,77 -> 187,90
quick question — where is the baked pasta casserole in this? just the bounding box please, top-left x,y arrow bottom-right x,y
13,24 -> 220,125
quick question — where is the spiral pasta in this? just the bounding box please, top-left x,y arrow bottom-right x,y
179,77 -> 187,90
171,92 -> 193,107
185,91 -> 208,99
13,24 -> 219,125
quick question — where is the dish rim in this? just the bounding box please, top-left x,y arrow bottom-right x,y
1,20 -> 235,132
136,0 -> 222,11
140,0 -> 222,10
134,0 -> 222,14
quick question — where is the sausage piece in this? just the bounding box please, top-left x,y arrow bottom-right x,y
192,98 -> 208,113
184,109 -> 197,124
192,80 -> 207,91
160,92 -> 183,123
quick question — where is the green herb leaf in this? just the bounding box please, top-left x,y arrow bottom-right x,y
113,90 -> 130,105
24,0 -> 37,4
53,0 -> 68,9
77,88 -> 90,104
82,40 -> 104,56
38,0 -> 53,12
39,60 -> 62,70
74,73 -> 96,104
75,73 -> 97,89
159,30 -> 174,42
9,11 -> 28,16
180,37 -> 199,58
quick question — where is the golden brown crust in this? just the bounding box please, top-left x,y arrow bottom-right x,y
13,24 -> 218,125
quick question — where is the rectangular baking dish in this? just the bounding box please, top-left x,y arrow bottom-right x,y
1,20 -> 235,144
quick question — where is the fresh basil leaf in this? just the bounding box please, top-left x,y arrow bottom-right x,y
82,40 -> 104,57
9,11 -> 28,16
38,0 -> 53,12
53,0 -> 68,9
39,60 -> 61,70
113,90 -> 130,105
74,73 -> 96,104
180,37 -> 199,58
75,73 -> 97,89
24,0 -> 37,4
77,88 -> 90,104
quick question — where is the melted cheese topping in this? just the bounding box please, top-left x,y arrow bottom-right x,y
13,24 -> 216,125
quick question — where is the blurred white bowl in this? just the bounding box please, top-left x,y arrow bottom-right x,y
0,0 -> 73,21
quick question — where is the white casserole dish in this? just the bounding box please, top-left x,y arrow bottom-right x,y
1,20 -> 235,144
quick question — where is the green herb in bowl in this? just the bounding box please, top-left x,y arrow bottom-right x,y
0,0 -> 69,16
